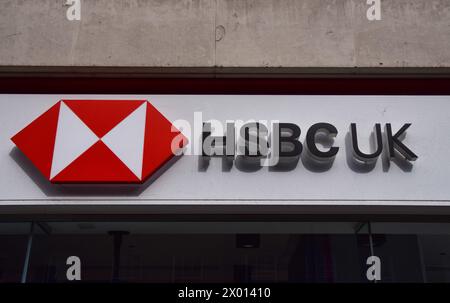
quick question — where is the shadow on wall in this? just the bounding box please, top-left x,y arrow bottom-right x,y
9,147 -> 183,197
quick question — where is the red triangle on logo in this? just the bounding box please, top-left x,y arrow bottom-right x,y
11,101 -> 61,178
64,100 -> 146,138
51,141 -> 140,183
142,102 -> 188,180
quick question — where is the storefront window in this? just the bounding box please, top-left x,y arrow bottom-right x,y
3,221 -> 450,283
24,222 -> 370,283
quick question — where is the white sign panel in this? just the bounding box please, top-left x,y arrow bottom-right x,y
1,95 -> 450,208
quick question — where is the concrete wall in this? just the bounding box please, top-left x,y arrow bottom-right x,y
0,0 -> 449,73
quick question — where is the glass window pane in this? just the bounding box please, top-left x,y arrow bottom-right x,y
25,221 -> 370,283
371,222 -> 450,283
0,222 -> 30,283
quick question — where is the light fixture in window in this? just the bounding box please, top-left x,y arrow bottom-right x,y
236,234 -> 260,248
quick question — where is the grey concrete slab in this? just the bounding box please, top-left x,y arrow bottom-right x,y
215,0 -> 450,68
0,0 -> 215,67
351,0 -> 450,67
215,0 -> 356,67
0,0 -> 449,70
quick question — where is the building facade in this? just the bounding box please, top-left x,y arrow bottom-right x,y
1,0 -> 450,283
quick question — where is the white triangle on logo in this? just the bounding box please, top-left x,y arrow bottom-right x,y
102,102 -> 147,180
50,102 -> 99,179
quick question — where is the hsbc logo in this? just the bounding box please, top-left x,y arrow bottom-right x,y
12,99 -> 418,185
12,100 -> 187,183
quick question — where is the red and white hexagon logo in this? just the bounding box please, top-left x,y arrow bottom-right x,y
11,100 -> 187,183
